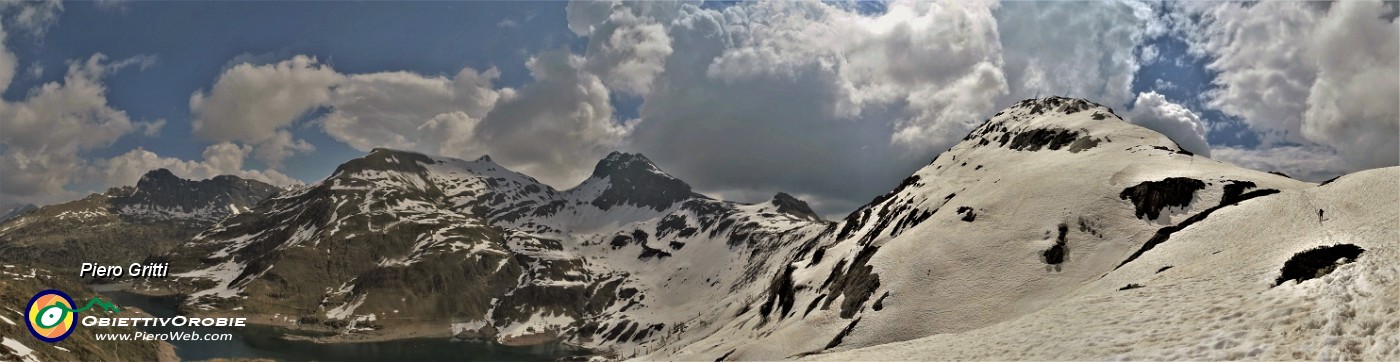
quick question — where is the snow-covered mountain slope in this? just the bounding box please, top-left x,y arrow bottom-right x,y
811,166 -> 1399,361
0,169 -> 278,269
645,97 -> 1333,360
159,148 -> 828,349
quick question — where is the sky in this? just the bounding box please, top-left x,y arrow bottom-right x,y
0,0 -> 1396,216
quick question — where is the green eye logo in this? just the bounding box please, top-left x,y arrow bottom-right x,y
25,289 -> 119,343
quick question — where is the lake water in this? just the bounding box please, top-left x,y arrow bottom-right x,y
99,291 -> 589,361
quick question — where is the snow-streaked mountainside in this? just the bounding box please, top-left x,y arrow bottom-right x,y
24,96 -> 1391,360
809,166 -> 1398,361
0,170 -> 279,269
638,97 -> 1394,360
158,147 -> 827,349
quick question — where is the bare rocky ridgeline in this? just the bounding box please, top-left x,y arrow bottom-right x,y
0,170 -> 278,270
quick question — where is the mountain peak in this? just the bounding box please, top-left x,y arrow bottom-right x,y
583,152 -> 696,211
137,168 -> 181,188
591,152 -> 665,179
115,169 -> 279,220
770,192 -> 822,221
1005,96 -> 1116,118
946,96 -> 1160,156
334,148 -> 434,176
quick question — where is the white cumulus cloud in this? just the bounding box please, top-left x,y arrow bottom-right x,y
319,67 -> 502,160
0,54 -> 153,201
997,0 -> 1164,107
1172,0 -> 1399,171
200,52 -> 631,189
98,144 -> 302,188
474,50 -> 632,186
190,55 -> 342,166
1127,91 -> 1211,157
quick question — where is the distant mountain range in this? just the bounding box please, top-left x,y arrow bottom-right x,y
1,96 -> 1393,360
0,170 -> 279,269
0,203 -> 36,222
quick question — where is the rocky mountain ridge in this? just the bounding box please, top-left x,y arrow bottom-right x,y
156,146 -> 828,349
3,96 -> 1393,360
0,170 -> 279,269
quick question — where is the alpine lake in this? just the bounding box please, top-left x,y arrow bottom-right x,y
96,289 -> 591,361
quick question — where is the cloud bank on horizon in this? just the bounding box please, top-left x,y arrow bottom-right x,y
0,0 -> 1396,215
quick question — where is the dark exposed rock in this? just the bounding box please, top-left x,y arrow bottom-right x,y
1005,128 -> 1086,152
617,323 -> 639,342
859,199 -> 905,245
1221,180 -> 1258,205
1117,189 -> 1280,269
809,246 -> 826,266
715,349 -> 737,362
1274,244 -> 1365,286
1149,145 -> 1193,156
819,259 -> 848,290
771,192 -> 823,221
957,206 -> 976,222
610,235 -> 631,249
638,245 -> 672,260
1119,177 -> 1207,220
1118,283 -> 1144,291
588,152 -> 697,211
824,317 -> 862,349
804,294 -> 826,317
1156,266 -> 1173,273
1043,223 -> 1070,265
821,245 -> 881,319
656,214 -> 689,237
759,265 -> 798,320
603,321 -> 629,341
839,176 -> 923,233
332,148 -> 433,177
872,292 -> 890,311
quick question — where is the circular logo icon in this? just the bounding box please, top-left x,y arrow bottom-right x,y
26,289 -> 77,343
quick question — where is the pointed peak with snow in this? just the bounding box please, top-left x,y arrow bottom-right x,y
577,152 -> 697,211
591,152 -> 669,178
769,192 -> 823,221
